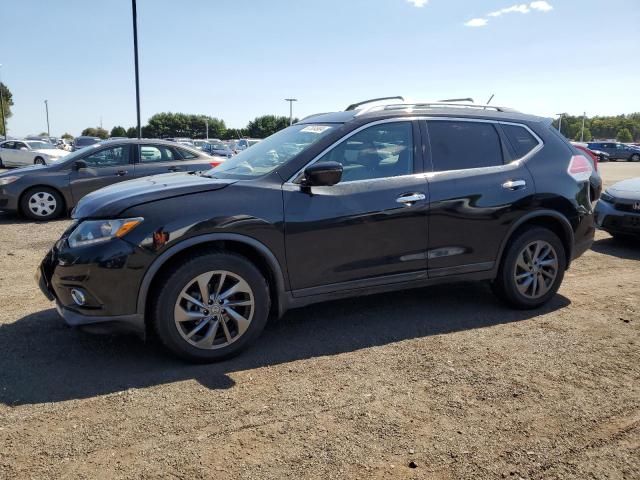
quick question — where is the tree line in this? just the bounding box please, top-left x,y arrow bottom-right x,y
552,113 -> 640,142
80,113 -> 298,141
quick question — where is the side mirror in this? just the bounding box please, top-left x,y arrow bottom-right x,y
74,159 -> 88,171
302,161 -> 343,187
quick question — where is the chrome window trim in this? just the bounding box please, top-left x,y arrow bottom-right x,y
285,116 -> 544,185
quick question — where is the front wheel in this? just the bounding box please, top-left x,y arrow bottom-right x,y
630,154 -> 640,162
152,251 -> 270,362
34,157 -> 46,165
20,186 -> 64,220
492,227 -> 566,309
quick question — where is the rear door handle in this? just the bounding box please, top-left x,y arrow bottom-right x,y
502,179 -> 526,190
116,169 -> 128,176
396,193 -> 426,206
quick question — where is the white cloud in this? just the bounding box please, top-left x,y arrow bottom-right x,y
530,1 -> 553,12
488,4 -> 530,17
464,18 -> 488,27
407,0 -> 429,7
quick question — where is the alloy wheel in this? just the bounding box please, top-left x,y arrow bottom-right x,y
174,270 -> 255,350
28,191 -> 57,217
513,240 -> 558,299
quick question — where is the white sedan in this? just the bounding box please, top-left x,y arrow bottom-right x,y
0,140 -> 70,167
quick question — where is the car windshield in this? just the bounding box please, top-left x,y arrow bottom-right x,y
210,143 -> 227,149
205,124 -> 337,179
76,137 -> 99,146
26,141 -> 55,150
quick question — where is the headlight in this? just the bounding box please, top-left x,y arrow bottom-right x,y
68,217 -> 144,248
600,191 -> 615,203
0,176 -> 20,186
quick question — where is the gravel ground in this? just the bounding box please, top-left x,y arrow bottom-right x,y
0,163 -> 638,479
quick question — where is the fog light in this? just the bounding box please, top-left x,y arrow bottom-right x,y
70,288 -> 86,306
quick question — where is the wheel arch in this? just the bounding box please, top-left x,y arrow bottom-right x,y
138,233 -> 288,324
494,210 -> 575,274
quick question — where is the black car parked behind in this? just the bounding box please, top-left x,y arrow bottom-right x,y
37,100 -> 601,362
0,139 -> 215,220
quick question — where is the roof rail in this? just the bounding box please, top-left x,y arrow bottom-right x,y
345,96 -> 404,111
354,101 -> 518,116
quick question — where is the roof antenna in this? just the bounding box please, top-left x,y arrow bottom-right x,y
486,94 -> 495,105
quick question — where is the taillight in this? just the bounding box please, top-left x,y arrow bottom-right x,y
209,160 -> 222,168
567,154 -> 593,182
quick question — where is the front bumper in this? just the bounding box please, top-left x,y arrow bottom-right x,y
37,232 -> 154,335
0,185 -> 20,212
594,200 -> 640,236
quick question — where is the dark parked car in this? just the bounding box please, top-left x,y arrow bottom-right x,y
72,136 -> 101,151
587,142 -> 640,162
0,139 -> 215,220
595,177 -> 640,239
37,99 -> 600,362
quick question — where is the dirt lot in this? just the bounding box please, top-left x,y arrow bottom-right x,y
0,163 -> 638,479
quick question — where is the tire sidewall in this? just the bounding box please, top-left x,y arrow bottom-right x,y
153,252 -> 270,362
497,227 -> 566,309
20,187 -> 64,221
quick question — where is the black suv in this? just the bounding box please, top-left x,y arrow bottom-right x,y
37,100 -> 601,362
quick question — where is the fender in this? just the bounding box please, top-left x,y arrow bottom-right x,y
136,233 -> 289,317
492,209 -> 575,274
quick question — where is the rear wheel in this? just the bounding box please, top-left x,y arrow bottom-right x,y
20,186 -> 64,221
34,157 -> 46,165
599,154 -> 608,163
152,251 -> 270,362
630,154 -> 640,162
492,227 -> 566,309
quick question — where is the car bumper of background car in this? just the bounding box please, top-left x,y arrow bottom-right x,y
0,187 -> 20,212
595,200 -> 640,236
38,237 -> 153,336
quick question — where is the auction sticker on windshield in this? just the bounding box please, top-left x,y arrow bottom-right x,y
300,125 -> 332,134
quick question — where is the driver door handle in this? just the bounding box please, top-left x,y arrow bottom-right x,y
502,179 -> 526,190
396,193 -> 426,206
116,169 -> 128,176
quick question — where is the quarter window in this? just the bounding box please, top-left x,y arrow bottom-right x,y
428,121 -> 503,171
502,124 -> 539,158
315,122 -> 413,182
83,146 -> 130,167
177,148 -> 198,159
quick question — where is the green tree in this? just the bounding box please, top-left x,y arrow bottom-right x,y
246,115 -> 295,139
143,112 -> 226,139
110,125 -> 127,137
81,127 -> 109,139
61,132 -> 74,140
616,128 -> 633,143
0,82 -> 14,136
126,127 -> 138,138
38,132 -> 49,137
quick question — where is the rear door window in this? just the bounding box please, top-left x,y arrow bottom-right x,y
139,145 -> 177,163
427,121 -> 503,171
502,124 -> 539,159
177,148 -> 198,159
84,146 -> 130,167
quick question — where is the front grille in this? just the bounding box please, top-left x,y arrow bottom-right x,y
614,202 -> 640,213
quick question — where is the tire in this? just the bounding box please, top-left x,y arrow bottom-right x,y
599,154 -> 608,163
630,154 -> 640,162
152,250 -> 270,363
34,157 -> 46,165
0,156 -> 4,168
20,186 -> 65,221
492,227 -> 566,309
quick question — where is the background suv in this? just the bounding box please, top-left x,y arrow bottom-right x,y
587,142 -> 640,161
38,100 -> 600,362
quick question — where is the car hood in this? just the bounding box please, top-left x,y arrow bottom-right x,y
608,177 -> 640,200
72,172 -> 237,219
0,164 -> 51,177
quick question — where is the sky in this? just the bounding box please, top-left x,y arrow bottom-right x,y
2,0 -> 639,137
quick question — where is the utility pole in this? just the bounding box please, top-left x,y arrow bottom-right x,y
0,64 -> 6,139
284,98 -> 297,125
44,100 -> 50,137
205,119 -> 209,140
132,0 -> 142,139
556,113 -> 563,135
580,112 -> 586,142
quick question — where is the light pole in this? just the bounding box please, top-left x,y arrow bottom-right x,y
205,119 -> 209,140
0,64 -> 6,139
284,98 -> 297,125
580,112 -> 586,142
556,113 -> 563,135
44,100 -> 50,137
132,0 -> 142,139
